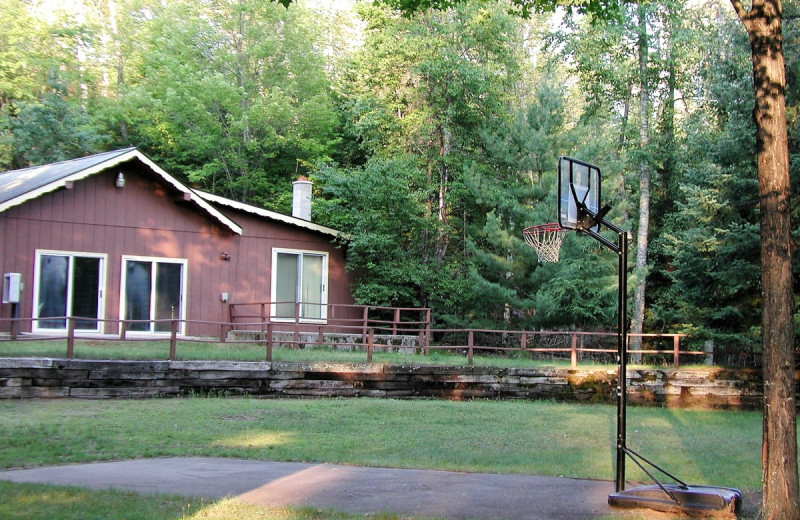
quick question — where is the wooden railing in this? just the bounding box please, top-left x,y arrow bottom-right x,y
0,314 -> 729,368
229,301 -> 431,332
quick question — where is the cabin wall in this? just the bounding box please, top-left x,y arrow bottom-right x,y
223,208 -> 353,312
0,164 -> 354,338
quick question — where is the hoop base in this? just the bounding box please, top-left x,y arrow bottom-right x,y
609,485 -> 741,517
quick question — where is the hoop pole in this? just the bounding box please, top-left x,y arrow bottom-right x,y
615,229 -> 629,493
574,209 -> 628,493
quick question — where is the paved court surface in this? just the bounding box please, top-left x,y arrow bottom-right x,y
0,457 -> 624,520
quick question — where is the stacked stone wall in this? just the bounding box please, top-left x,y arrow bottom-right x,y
0,358 -> 771,409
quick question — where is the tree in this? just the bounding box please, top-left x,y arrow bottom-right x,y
10,75 -> 106,166
729,0 -> 799,516
329,2 -> 529,323
108,0 -> 340,212
650,6 -> 763,359
628,3 -> 653,358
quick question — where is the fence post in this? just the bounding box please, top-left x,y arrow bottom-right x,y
66,317 -> 75,359
294,303 -> 301,347
673,334 -> 680,367
362,307 -> 369,346
467,330 -> 474,365
424,309 -> 431,354
704,340 -> 714,365
318,325 -> 324,347
393,308 -> 400,336
571,333 -> 578,368
520,332 -> 528,359
266,322 -> 273,361
120,319 -> 127,340
169,319 -> 178,360
367,328 -> 374,363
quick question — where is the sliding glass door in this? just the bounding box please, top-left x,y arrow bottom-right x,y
272,249 -> 327,321
122,257 -> 186,334
34,251 -> 105,332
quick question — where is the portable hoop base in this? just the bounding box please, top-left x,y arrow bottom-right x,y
609,484 -> 742,517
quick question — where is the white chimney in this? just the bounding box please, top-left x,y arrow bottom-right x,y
292,177 -> 312,221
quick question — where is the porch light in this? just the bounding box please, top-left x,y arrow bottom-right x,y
115,172 -> 125,188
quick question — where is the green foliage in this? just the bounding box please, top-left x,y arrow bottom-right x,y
315,157 -> 436,307
274,0 -> 622,20
323,2 -> 534,327
646,9 -> 767,353
9,75 -> 106,167
96,0 -> 342,211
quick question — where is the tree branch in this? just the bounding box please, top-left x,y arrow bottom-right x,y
729,0 -> 753,29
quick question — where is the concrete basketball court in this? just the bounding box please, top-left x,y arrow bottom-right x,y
0,457 -> 626,519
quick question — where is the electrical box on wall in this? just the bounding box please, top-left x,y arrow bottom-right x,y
3,273 -> 21,304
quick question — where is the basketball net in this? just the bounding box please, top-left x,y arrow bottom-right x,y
523,223 -> 567,263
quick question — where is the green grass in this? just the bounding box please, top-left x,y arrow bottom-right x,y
0,397 -> 766,519
0,397 -> 765,489
0,338 -> 697,369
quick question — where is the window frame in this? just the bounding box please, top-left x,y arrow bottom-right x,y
270,248 -> 329,323
120,255 -> 188,336
32,249 -> 107,334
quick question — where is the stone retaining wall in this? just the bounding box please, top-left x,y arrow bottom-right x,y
0,358 -> 768,409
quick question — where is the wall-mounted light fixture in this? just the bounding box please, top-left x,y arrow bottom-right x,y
115,172 -> 125,188
220,252 -> 231,261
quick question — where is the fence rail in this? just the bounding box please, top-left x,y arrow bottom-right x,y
0,313 -> 739,368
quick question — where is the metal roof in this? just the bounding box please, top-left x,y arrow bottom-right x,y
0,148 -> 136,207
0,148 -> 243,235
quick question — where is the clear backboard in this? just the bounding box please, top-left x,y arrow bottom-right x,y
558,156 -> 601,233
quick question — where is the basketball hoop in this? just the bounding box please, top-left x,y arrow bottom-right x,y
523,223 -> 568,263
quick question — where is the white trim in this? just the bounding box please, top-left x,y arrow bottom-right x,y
120,255 -> 188,336
1,148 -> 243,235
194,190 -> 346,239
270,248 -> 329,323
31,249 -> 107,334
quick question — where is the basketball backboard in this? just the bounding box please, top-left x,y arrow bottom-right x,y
558,156 -> 601,233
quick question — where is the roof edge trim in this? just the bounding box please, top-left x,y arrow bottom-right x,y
194,190 -> 348,240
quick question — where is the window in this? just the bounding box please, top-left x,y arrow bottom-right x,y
271,249 -> 327,321
33,251 -> 105,332
121,256 -> 187,334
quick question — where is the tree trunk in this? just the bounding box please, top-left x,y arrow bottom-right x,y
630,3 -> 651,361
730,0 -> 799,518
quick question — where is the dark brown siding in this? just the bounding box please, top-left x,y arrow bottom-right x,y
219,207 -> 355,322
0,162 -> 353,337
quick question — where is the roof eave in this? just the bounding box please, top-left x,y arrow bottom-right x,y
194,190 -> 349,240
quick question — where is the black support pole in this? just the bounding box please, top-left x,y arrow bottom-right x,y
577,216 -> 628,494
615,230 -> 628,493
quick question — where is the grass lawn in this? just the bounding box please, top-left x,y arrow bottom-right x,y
0,397 -> 770,519
0,338 -> 699,369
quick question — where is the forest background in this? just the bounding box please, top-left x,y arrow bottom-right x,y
1,0 -> 798,357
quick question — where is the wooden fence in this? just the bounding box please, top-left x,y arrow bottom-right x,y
0,312 -> 730,368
